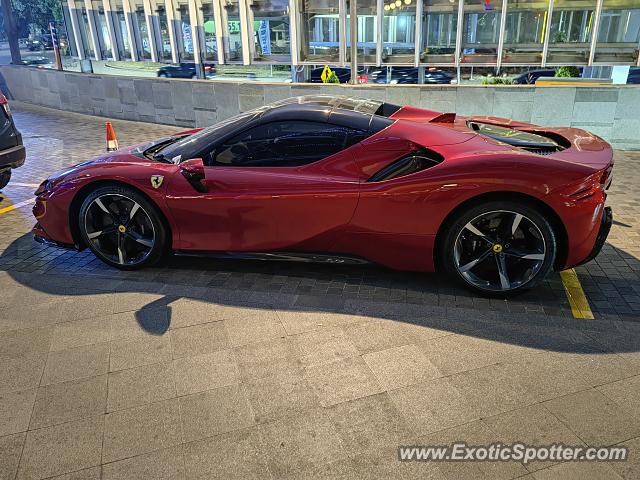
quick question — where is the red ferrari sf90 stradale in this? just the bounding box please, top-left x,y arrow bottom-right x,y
32,96 -> 613,294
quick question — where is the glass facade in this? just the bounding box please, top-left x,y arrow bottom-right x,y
298,0 -> 341,62
60,0 -> 640,74
382,0 -> 416,63
421,0 -> 458,64
221,0 -> 244,62
502,0 -> 549,65
111,0 -> 132,59
594,0 -> 640,64
461,0 -> 503,64
346,0 -> 377,63
547,0 -> 596,64
249,0 -> 291,62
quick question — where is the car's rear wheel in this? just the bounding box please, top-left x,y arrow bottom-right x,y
0,169 -> 11,190
79,185 -> 167,270
442,201 -> 557,295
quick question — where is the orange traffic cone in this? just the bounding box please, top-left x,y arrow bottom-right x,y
106,122 -> 119,152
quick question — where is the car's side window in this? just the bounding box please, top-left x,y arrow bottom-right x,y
209,121 -> 366,167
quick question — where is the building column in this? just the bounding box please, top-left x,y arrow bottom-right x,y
212,0 -> 226,63
142,0 -> 160,61
496,0 -> 508,71
588,0 -> 604,65
83,0 -> 104,60
164,0 -> 180,62
188,0 -> 204,76
288,0 -> 298,67
339,0 -> 347,66
122,0 -> 139,60
414,0 -> 423,67
102,0 -> 120,60
540,0 -> 554,67
66,0 -> 87,60
238,0 -> 251,65
376,0 -> 382,66
454,0 -> 464,69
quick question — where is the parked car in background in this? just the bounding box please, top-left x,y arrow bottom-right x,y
16,56 -> 51,67
0,92 -> 25,190
27,35 -> 54,52
627,67 -> 640,84
512,69 -> 557,85
369,67 -> 453,85
157,62 -> 216,79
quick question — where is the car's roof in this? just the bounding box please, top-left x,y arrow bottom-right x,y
253,95 -> 400,131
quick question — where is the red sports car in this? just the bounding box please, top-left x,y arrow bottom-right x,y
32,96 -> 613,294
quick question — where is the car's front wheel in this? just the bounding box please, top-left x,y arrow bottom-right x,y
442,201 -> 557,295
79,185 -> 167,270
0,169 -> 11,190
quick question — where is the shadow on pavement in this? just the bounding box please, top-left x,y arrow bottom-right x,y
1,233 -> 639,356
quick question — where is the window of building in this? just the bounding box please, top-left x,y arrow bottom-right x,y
421,0 -> 458,64
502,0 -> 549,65
132,0 -> 153,59
175,2 -> 193,61
92,0 -> 113,59
201,2 -> 218,62
298,0 -> 341,63
547,0 -> 596,64
111,0 -> 132,59
346,0 -> 377,64
594,0 -> 640,64
249,0 -> 291,62
80,7 -> 96,58
211,121 -> 362,167
460,0 -> 502,64
154,2 -> 173,61
383,0 -> 416,64
220,0 -> 243,62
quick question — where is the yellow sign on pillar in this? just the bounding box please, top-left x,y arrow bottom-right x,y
321,65 -> 333,83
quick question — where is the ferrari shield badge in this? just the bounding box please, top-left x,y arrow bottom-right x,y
150,175 -> 164,189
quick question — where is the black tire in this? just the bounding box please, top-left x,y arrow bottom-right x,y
78,184 -> 168,270
158,72 -> 168,77
441,200 -> 557,295
0,170 -> 10,190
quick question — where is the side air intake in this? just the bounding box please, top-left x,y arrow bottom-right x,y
367,148 -> 444,182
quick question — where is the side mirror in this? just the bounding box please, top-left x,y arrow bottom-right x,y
180,158 -> 207,193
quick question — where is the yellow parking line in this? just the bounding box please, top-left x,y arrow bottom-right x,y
0,198 -> 35,215
560,269 -> 595,319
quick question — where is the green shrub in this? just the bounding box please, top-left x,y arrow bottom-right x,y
555,66 -> 580,78
481,76 -> 513,85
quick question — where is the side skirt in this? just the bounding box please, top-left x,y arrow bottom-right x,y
173,250 -> 373,266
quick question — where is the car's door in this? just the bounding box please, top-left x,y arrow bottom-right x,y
166,120 -> 364,252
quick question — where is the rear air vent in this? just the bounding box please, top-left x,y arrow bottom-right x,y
367,149 -> 443,182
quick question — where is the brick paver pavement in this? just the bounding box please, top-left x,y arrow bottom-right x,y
0,101 -> 639,479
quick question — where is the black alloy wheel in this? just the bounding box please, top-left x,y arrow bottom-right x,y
79,185 -> 167,269
442,201 -> 557,294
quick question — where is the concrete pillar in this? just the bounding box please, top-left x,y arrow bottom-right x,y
122,0 -> 139,60
164,0 -> 180,63
102,0 -> 120,60
66,0 -> 87,60
142,0 -> 160,61
83,0 -> 104,60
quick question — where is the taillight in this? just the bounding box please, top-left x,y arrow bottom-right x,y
357,74 -> 368,84
0,93 -> 9,117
